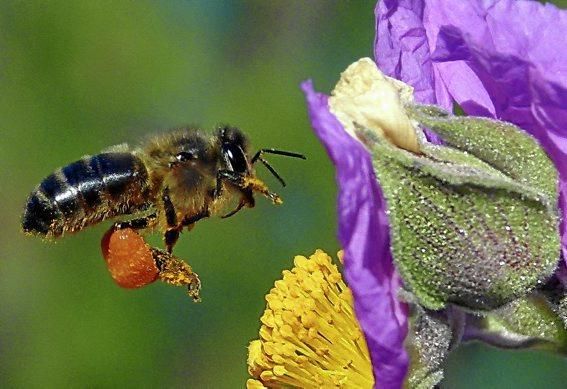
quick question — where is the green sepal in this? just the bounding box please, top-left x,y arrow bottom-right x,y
405,305 -> 453,389
477,294 -> 567,353
408,104 -> 558,203
365,109 -> 560,312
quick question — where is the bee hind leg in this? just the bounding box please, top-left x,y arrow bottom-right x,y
151,247 -> 201,302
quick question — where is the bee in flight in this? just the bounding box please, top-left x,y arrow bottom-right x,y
22,126 -> 305,297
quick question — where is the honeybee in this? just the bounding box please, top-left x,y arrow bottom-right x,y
22,126 -> 305,254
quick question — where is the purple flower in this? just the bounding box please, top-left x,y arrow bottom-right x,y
376,0 -> 567,263
303,1 -> 567,388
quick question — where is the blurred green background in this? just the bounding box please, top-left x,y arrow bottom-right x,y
1,1 -> 566,388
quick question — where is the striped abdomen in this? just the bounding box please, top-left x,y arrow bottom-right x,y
22,152 -> 151,237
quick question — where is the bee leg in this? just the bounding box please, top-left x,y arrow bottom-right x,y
113,213 -> 157,230
163,187 -> 180,254
221,199 -> 247,219
151,248 -> 201,302
164,230 -> 180,254
214,170 -> 245,198
215,170 -> 257,218
214,170 -> 254,204
181,209 -> 211,227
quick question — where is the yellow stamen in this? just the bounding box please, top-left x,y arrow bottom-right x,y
247,250 -> 374,388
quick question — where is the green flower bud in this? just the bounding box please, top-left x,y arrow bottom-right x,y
366,106 -> 560,312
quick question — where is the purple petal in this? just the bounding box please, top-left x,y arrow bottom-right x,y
375,0 -> 567,262
374,0 -> 446,144
374,0 -> 452,110
301,80 -> 409,389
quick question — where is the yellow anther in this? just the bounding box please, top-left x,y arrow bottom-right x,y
245,379 -> 267,389
273,365 -> 286,376
301,311 -> 318,328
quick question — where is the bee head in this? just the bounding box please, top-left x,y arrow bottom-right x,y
217,126 -> 306,214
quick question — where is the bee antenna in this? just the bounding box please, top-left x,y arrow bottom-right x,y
251,149 -> 306,187
251,148 -> 306,163
257,156 -> 286,187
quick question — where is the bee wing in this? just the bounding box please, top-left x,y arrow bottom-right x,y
102,143 -> 130,153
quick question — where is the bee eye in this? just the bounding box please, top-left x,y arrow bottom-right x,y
223,143 -> 248,173
175,151 -> 195,162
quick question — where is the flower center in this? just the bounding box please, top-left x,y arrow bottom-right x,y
247,250 -> 373,388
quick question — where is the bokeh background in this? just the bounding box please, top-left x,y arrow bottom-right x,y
1,1 -> 567,388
